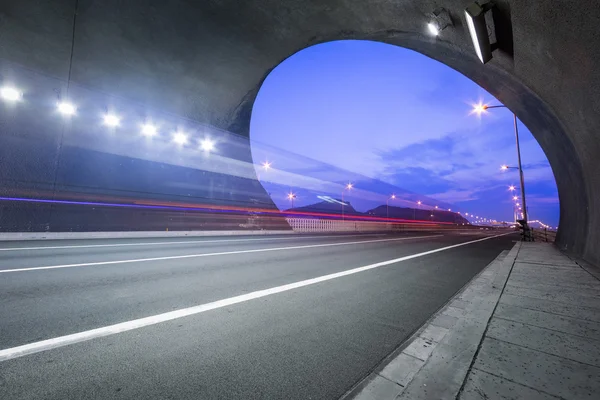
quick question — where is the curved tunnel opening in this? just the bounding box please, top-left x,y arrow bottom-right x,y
248,40 -> 560,230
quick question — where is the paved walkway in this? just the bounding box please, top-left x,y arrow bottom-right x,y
351,241 -> 600,400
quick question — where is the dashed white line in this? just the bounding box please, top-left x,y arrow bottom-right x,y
0,233 -> 383,252
0,232 -> 513,362
0,234 -> 442,273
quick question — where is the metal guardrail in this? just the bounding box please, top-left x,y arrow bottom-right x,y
531,228 -> 557,243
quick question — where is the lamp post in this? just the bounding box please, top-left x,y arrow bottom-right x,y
387,194 -> 396,218
287,192 -> 296,209
342,183 -> 353,220
414,200 -> 422,220
473,104 -> 529,225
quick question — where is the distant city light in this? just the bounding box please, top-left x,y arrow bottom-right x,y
0,86 -> 22,102
435,205 -> 438,209
173,132 -> 188,145
200,138 -> 215,152
57,101 -> 76,116
103,114 -> 121,127
448,208 -> 451,211
417,201 -> 422,205
141,123 -> 157,137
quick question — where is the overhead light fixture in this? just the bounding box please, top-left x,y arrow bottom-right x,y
465,2 -> 494,63
173,132 -> 188,145
141,123 -> 157,137
200,138 -> 215,152
103,113 -> 120,127
57,101 -> 76,116
427,8 -> 452,37
0,86 -> 22,102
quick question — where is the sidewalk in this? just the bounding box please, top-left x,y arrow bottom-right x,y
350,241 -> 600,400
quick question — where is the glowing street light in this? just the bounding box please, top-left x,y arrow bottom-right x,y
512,196 -> 518,200
172,132 -> 188,145
262,161 -> 272,170
472,103 -> 529,226
0,86 -> 22,102
141,123 -> 158,137
200,138 -> 215,152
508,185 -> 516,192
103,113 -> 121,127
57,101 -> 76,116
342,183 -> 353,220
287,192 -> 296,209
387,194 -> 396,218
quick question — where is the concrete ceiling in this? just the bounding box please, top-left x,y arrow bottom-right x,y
1,0 -> 599,264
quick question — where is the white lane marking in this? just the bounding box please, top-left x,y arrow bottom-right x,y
0,235 -> 442,273
0,233 -> 383,252
0,232 -> 513,362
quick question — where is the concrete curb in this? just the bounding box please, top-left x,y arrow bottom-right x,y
0,230 -> 297,241
346,241 -> 521,400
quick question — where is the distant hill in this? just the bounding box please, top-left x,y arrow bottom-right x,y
285,200 -> 469,224
286,199 -> 363,216
365,205 -> 469,224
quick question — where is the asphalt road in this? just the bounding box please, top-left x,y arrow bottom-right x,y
0,231 -> 518,399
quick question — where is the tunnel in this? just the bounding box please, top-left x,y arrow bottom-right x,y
0,1 -> 598,265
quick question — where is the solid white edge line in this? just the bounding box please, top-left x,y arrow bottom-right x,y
0,233 -> 383,252
0,232 -> 513,362
0,235 -> 442,273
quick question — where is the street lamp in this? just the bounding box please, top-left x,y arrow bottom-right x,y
262,161 -> 272,170
287,192 -> 296,209
342,183 -> 353,220
473,103 -> 529,225
414,200 -> 422,220
387,194 -> 396,218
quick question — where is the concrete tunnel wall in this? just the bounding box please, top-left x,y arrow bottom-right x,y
0,1 -> 598,265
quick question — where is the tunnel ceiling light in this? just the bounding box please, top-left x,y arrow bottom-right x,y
200,138 -> 215,152
103,113 -> 121,127
141,123 -> 157,136
173,132 -> 188,145
57,101 -> 76,116
465,2 -> 494,64
0,86 -> 22,102
427,8 -> 452,37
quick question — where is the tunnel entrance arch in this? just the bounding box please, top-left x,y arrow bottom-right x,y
238,33 -> 587,258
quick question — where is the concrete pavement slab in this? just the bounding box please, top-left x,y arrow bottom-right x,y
494,303 -> 600,340
486,319 -> 600,366
460,368 -> 561,400
499,293 -> 600,322
474,337 -> 600,399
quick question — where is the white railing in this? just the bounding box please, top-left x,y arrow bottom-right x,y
284,218 -> 490,233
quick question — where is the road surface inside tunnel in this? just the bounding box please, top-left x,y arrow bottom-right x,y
0,231 -> 517,399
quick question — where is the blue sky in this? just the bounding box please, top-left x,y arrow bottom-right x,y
250,40 -> 559,227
